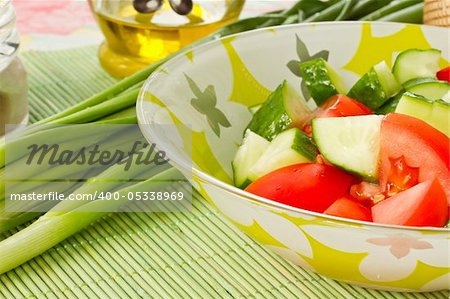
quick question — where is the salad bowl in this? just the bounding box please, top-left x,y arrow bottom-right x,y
137,22 -> 450,292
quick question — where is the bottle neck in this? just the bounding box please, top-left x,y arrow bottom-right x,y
0,0 -> 19,71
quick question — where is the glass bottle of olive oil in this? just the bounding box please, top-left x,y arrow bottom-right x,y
88,0 -> 245,78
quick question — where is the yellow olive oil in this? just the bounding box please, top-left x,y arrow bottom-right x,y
89,0 -> 245,77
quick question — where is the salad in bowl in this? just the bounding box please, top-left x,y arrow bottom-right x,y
235,48 -> 449,228
137,22 -> 450,291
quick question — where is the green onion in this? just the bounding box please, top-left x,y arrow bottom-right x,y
335,0 -> 358,21
0,126 -> 143,230
347,0 -> 395,20
298,10 -> 306,22
49,152 -> 171,215
0,122 -> 131,169
0,167 -> 180,274
0,179 -> 85,233
36,82 -> 145,125
282,14 -> 300,25
0,124 -> 170,231
360,0 -> 422,21
94,107 -> 138,124
97,106 -> 137,121
376,2 -> 423,23
261,0 -> 342,27
0,126 -> 143,198
47,87 -> 141,125
304,1 -> 348,22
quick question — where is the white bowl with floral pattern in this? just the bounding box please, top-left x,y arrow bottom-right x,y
137,22 -> 450,292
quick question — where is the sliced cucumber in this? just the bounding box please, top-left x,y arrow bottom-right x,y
374,61 -> 402,98
348,61 -> 401,109
403,78 -> 450,101
232,130 -> 270,189
312,115 -> 383,180
430,100 -> 450,137
392,48 -> 441,84
249,104 -> 262,114
395,92 -> 449,137
249,128 -> 317,179
348,68 -> 385,109
375,92 -> 405,115
299,58 -> 346,106
246,81 -> 311,141
395,92 -> 433,121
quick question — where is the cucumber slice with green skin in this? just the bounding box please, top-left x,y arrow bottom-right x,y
249,104 -> 262,114
249,128 -> 317,180
375,92 -> 405,115
430,100 -> 450,137
299,58 -> 346,106
395,93 -> 449,136
403,78 -> 450,101
395,92 -> 433,120
232,130 -> 270,189
392,48 -> 442,84
348,61 -> 401,110
374,61 -> 402,98
312,115 -> 383,180
246,81 -> 311,141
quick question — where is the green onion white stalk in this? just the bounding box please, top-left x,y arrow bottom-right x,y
0,168 -> 179,274
0,127 -> 161,232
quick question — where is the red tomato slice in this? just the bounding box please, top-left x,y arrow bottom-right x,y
317,94 -> 373,118
436,66 -> 450,82
245,163 -> 356,213
372,179 -> 448,227
324,198 -> 372,222
379,113 -> 450,204
303,94 -> 372,135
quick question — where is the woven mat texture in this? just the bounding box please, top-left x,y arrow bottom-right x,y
0,46 -> 448,299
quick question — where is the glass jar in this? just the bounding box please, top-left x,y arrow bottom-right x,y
0,0 -> 28,136
88,0 -> 245,78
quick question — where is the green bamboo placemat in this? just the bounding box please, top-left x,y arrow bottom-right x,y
0,46 -> 448,299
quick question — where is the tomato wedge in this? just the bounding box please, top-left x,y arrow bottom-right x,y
379,113 -> 450,203
303,94 -> 372,135
372,179 -> 448,227
324,198 -> 372,222
436,66 -> 450,83
315,94 -> 372,118
245,163 -> 356,213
